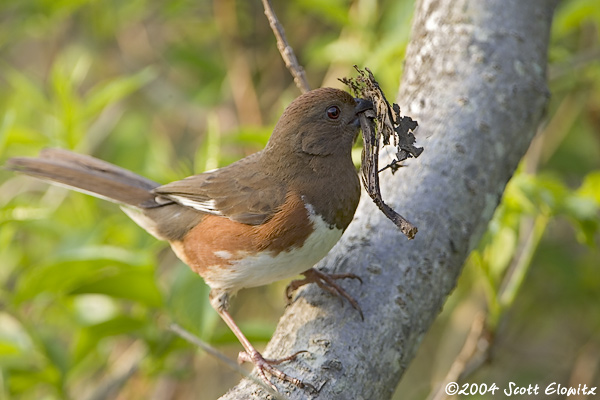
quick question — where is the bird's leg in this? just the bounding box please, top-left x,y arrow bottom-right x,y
286,268 -> 363,319
211,291 -> 311,392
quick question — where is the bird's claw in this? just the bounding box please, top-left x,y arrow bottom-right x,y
238,349 -> 314,393
286,268 -> 363,320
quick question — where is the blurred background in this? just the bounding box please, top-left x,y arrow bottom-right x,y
0,0 -> 598,399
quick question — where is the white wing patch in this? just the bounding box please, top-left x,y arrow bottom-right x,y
164,195 -> 224,215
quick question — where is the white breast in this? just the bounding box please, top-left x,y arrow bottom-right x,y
202,204 -> 343,292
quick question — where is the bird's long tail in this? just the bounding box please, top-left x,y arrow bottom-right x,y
6,148 -> 159,208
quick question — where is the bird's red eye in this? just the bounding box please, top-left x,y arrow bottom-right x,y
326,105 -> 340,119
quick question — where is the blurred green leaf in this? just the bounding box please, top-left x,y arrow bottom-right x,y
577,170 -> 600,202
38,330 -> 70,377
553,0 -> 600,37
7,365 -> 62,396
14,245 -> 153,303
295,0 -> 351,26
73,315 -> 146,364
0,342 -> 20,358
484,226 -> 517,282
84,67 -> 157,120
70,269 -> 163,307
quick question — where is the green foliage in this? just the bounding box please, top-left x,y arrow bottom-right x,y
471,169 -> 600,328
1,0 -> 599,399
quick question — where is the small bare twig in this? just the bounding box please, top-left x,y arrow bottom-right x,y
83,341 -> 146,400
568,340 -> 600,400
548,46 -> 600,81
169,324 -> 290,400
261,0 -> 310,93
428,312 -> 490,400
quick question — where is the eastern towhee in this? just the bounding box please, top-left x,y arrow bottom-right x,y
7,87 -> 373,390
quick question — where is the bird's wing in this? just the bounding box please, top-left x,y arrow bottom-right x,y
153,153 -> 287,225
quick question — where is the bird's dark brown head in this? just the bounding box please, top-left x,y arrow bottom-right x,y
264,88 -> 373,159
261,87 -> 371,230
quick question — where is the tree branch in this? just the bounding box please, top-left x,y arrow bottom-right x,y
261,0 -> 311,94
219,0 -> 559,398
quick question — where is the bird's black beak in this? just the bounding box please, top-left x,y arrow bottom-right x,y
354,97 -> 374,114
350,98 -> 373,128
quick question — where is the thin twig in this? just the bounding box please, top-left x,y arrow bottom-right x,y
568,340 -> 599,400
548,46 -> 600,81
498,214 -> 549,308
428,312 -> 489,400
83,341 -> 146,400
261,0 -> 310,93
85,365 -> 139,400
169,323 -> 290,400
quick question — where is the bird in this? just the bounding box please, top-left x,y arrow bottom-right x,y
6,87 -> 373,391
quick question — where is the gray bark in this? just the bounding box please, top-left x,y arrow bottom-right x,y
219,0 -> 559,398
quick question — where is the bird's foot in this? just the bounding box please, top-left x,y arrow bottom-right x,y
238,349 -> 314,393
286,268 -> 363,319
